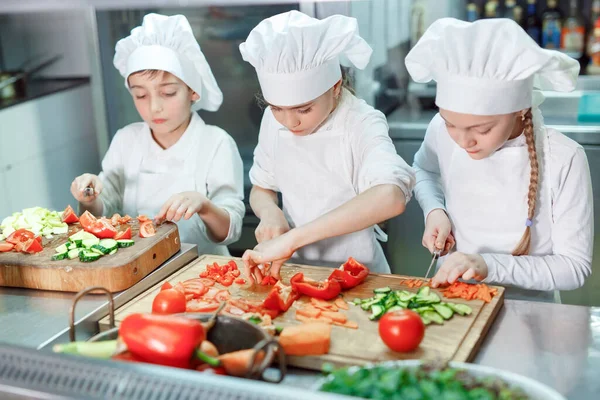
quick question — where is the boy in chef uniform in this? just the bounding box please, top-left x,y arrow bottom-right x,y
70,14 -> 245,256
239,11 -> 415,283
407,18 -> 593,302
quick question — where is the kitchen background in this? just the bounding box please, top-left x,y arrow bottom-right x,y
0,0 -> 599,307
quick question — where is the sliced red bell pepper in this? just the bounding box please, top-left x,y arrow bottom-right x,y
290,273 -> 341,300
328,257 -> 370,290
62,205 -> 79,224
119,313 -> 205,369
262,281 -> 299,312
23,238 -> 43,253
114,226 -> 132,240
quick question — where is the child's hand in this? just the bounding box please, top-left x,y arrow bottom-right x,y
255,208 -> 290,243
71,174 -> 103,204
156,191 -> 208,222
423,208 -> 455,255
242,231 -> 296,284
431,252 -> 488,288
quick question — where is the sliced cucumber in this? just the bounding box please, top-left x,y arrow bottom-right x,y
352,298 -> 363,306
415,305 -> 434,313
421,314 -> 432,326
69,230 -> 98,244
417,286 -> 431,297
360,298 -> 381,311
66,242 -> 78,250
80,250 -> 101,262
416,292 -> 441,305
52,252 -> 68,261
116,239 -> 134,248
395,290 -> 417,303
91,244 -> 110,255
423,310 -> 444,325
82,238 -> 100,249
90,247 -> 105,256
68,249 -> 81,260
374,293 -> 388,300
373,286 -> 391,294
447,303 -> 472,316
386,305 -> 404,313
108,249 -> 117,255
55,244 -> 68,254
369,304 -> 386,321
383,296 -> 397,310
98,239 -> 117,252
433,304 -> 454,320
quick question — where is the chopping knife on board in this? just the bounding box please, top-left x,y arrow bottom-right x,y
424,233 -> 456,279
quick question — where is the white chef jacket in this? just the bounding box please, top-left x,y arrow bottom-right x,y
413,109 -> 593,302
98,112 -> 245,256
249,89 -> 416,273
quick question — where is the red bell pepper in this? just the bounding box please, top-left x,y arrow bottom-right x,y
119,313 -> 205,369
62,205 -> 79,224
328,257 -> 370,290
290,273 -> 342,300
262,281 -> 299,312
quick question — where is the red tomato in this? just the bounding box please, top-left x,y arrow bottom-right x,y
62,205 -> 79,224
231,270 -> 241,278
160,282 -> 173,291
186,299 -> 220,313
152,289 -> 187,314
378,310 -> 425,353
234,278 -> 246,285
197,278 -> 215,287
6,229 -> 35,244
23,238 -> 43,254
79,211 -> 97,231
219,275 -> 234,287
215,290 -> 230,302
115,227 -> 132,240
182,279 -> 208,298
90,220 -> 117,239
0,242 -> 14,252
137,215 -> 150,223
139,221 -> 156,238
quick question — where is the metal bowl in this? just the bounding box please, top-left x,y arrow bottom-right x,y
314,360 -> 564,400
70,287 -> 286,383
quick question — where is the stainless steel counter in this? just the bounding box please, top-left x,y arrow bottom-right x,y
0,243 -> 198,349
282,300 -> 600,400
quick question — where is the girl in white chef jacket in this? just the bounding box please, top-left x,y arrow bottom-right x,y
70,14 -> 245,256
239,11 -> 415,282
406,18 -> 593,302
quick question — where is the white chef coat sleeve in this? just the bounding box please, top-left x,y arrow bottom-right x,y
413,114 -> 447,221
205,135 -> 246,246
249,108 -> 279,192
481,148 -> 593,291
98,129 -> 126,217
351,109 -> 415,201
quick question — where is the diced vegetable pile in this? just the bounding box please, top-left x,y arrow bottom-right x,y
354,286 -> 472,326
53,230 -> 135,262
0,207 -> 68,240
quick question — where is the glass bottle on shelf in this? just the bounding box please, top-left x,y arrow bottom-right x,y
483,0 -> 499,19
561,0 -> 585,58
466,2 -> 479,22
504,0 -> 517,19
541,0 -> 563,49
525,0 -> 542,44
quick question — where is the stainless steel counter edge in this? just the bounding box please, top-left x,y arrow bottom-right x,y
29,243 -> 198,349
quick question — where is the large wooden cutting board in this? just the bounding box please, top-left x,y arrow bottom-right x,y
0,222 -> 181,292
100,255 -> 504,370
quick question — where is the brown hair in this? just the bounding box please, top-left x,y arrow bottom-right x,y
255,68 -> 354,109
512,108 -> 538,256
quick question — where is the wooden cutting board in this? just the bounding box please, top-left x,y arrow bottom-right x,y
0,222 -> 181,292
100,255 -> 504,370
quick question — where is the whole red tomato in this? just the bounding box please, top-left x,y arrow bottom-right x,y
152,288 -> 187,314
378,310 -> 425,352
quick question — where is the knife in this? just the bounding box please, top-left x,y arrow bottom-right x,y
424,249 -> 442,279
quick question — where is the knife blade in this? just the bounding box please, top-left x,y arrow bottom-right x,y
424,249 -> 441,279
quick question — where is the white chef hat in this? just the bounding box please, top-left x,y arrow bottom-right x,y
239,10 -> 372,106
405,18 -> 579,115
113,13 -> 223,112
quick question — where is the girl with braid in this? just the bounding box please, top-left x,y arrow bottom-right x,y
406,18 -> 593,302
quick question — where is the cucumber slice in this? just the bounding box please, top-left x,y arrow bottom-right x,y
373,286 -> 391,294
421,314 -> 432,326
80,250 -> 101,262
91,244 -> 110,255
352,298 -> 363,306
68,249 -> 81,259
433,304 -> 454,320
369,304 -> 385,321
52,252 -> 68,261
386,305 -> 404,313
383,296 -> 396,310
416,292 -> 441,305
415,306 -> 434,313
90,248 -> 105,256
55,244 -> 68,254
374,293 -> 388,300
66,242 -> 78,250
116,239 -> 134,248
98,239 -> 117,252
447,303 -> 473,316
395,290 -> 417,303
360,298 -> 382,311
423,310 -> 444,325
417,286 -> 431,297
82,238 -> 100,249
108,249 -> 117,255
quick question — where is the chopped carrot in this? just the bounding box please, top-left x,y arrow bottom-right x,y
334,298 -> 349,310
219,349 -> 264,377
310,298 -> 338,311
315,315 -> 334,324
320,311 -> 347,324
440,282 -> 497,303
297,307 -> 321,319
333,320 -> 358,329
279,323 -> 331,356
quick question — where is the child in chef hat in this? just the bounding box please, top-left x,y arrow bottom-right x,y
407,18 -> 592,302
239,10 -> 415,283
70,13 -> 245,256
